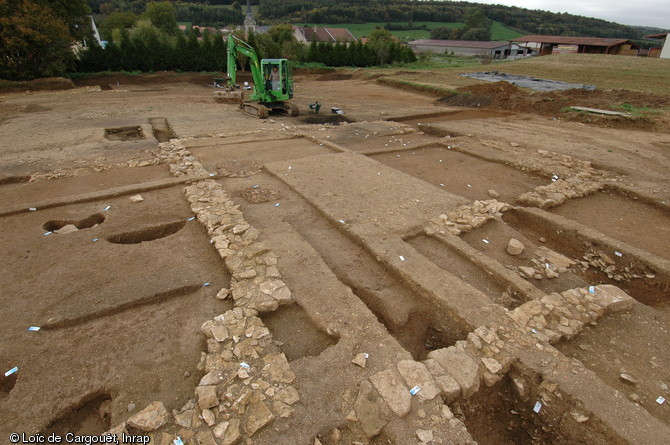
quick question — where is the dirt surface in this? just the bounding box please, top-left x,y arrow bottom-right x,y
1,69 -> 669,445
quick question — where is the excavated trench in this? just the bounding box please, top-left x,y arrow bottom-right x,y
300,114 -> 353,125
285,210 -> 468,361
260,303 -> 338,362
149,117 -> 176,142
41,284 -> 204,330
224,173 -> 471,360
0,174 -> 31,185
407,234 -> 524,309
460,217 -> 589,296
556,303 -> 670,425
502,209 -> 669,308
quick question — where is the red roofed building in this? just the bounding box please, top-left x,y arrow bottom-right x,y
513,35 -> 640,56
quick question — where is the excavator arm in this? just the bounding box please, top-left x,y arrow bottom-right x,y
226,34 -> 270,102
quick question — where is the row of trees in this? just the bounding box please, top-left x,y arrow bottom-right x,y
257,0 -> 653,39
92,0 -> 247,28
430,8 -> 492,41
77,31 -> 227,72
90,0 -> 662,40
88,0 -> 253,15
76,26 -> 416,73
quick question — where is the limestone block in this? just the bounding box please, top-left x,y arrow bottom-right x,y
396,360 -> 440,401
507,238 -> 525,256
369,369 -> 412,417
196,385 -> 219,410
593,285 -> 635,314
423,359 -> 461,403
353,380 -> 391,438
126,401 -> 169,432
428,347 -> 480,399
245,399 -> 274,436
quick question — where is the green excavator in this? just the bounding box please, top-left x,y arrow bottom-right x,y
213,34 -> 299,118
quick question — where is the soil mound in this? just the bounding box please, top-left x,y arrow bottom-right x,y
0,77 -> 75,93
437,94 -> 492,107
459,80 -> 523,99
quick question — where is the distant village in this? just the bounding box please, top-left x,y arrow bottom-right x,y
89,2 -> 669,61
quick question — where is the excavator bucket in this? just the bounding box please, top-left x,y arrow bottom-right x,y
213,88 -> 249,104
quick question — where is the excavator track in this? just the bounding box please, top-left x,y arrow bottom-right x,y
283,101 -> 300,117
241,102 -> 269,119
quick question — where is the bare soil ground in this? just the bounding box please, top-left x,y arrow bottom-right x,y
1,58 -> 669,445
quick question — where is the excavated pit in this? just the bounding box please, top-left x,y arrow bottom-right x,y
43,213 -> 105,232
42,393 -> 112,437
261,303 -> 338,362
104,126 -> 144,141
105,220 -> 186,244
1,373 -> 17,399
456,376 -> 554,445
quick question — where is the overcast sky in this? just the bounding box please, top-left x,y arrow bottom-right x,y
474,0 -> 669,28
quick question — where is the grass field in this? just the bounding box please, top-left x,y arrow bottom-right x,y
366,53 -> 670,96
302,21 -> 523,42
491,21 -> 525,40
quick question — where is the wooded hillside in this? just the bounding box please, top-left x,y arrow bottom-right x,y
88,1 -> 667,39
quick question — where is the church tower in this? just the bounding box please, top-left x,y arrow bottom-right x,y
244,0 -> 257,37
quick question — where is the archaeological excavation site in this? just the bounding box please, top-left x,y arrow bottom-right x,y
0,71 -> 669,445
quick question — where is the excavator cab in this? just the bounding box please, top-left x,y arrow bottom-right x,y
260,59 -> 293,102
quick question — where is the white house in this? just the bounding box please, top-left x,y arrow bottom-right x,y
645,33 -> 669,59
